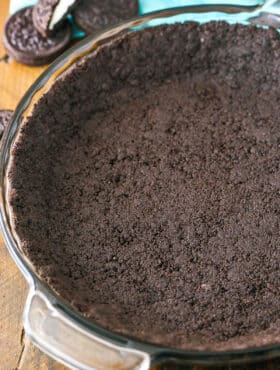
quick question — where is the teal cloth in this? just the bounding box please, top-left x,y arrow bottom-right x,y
139,1 -> 280,27
9,0 -> 280,37
10,0 -> 35,13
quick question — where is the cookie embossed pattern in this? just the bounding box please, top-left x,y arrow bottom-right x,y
3,6 -> 72,65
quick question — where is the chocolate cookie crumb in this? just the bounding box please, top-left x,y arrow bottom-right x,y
7,22 -> 280,351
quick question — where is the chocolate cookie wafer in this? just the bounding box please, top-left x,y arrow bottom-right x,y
73,0 -> 138,35
3,7 -> 71,66
33,0 -> 80,37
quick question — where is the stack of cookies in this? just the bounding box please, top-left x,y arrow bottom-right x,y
2,0 -> 138,65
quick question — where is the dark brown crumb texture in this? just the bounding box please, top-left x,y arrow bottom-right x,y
7,22 -> 280,351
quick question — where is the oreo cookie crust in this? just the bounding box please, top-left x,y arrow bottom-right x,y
0,110 -> 13,141
3,7 -> 71,66
8,23 -> 280,351
73,0 -> 138,34
33,0 -> 80,37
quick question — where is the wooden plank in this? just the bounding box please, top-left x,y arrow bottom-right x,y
0,2 -> 45,109
17,339 -> 68,370
0,233 -> 27,369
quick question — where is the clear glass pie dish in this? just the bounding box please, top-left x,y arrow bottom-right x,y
1,3 -> 280,370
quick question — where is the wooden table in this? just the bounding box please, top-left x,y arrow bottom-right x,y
1,1 -> 280,369
0,1 -> 68,369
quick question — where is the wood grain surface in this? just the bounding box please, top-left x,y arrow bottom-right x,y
0,1 -> 68,369
0,1 -> 280,369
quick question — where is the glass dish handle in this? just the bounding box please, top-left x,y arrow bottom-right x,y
23,287 -> 150,370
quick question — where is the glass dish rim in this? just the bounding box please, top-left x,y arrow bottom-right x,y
1,3 -> 280,364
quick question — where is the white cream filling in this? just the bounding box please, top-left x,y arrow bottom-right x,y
49,0 -> 76,30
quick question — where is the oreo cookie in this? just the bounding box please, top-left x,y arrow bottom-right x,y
3,7 -> 71,66
73,0 -> 138,35
33,0 -> 80,37
0,110 -> 13,141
